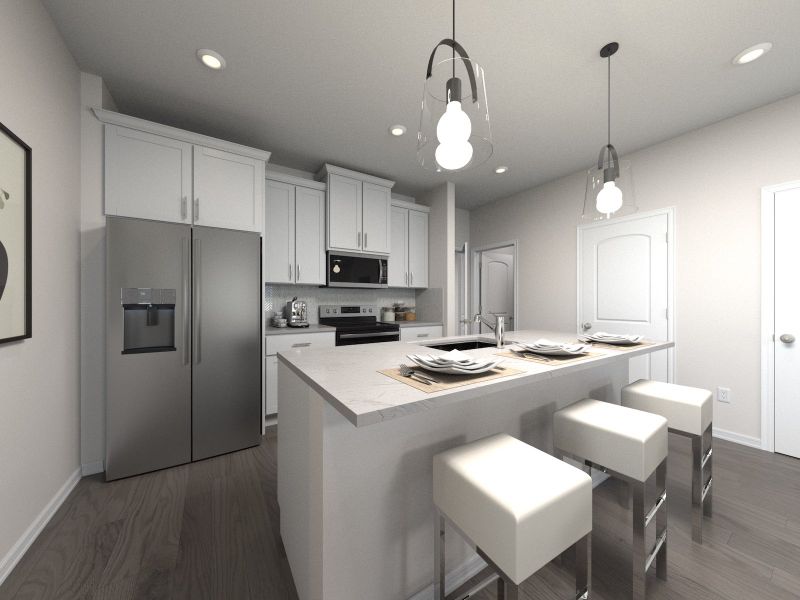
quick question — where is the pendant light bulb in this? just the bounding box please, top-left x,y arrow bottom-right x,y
436,100 -> 471,144
596,180 -> 623,217
435,139 -> 473,170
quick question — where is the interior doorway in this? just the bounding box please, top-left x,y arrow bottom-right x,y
471,241 -> 518,334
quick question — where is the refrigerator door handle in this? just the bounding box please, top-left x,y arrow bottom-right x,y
193,237 -> 201,364
182,236 -> 190,365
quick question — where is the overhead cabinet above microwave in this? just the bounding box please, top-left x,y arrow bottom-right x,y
96,109 -> 268,233
317,164 -> 394,255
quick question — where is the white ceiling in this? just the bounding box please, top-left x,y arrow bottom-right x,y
43,0 -> 800,208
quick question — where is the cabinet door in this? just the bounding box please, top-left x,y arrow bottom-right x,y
105,125 -> 192,223
388,206 -> 409,287
265,355 -> 278,415
327,174 -> 362,251
295,186 -> 326,285
264,180 -> 295,283
408,210 -> 429,288
361,183 -> 391,255
193,146 -> 265,233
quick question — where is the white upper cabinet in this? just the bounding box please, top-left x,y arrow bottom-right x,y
327,174 -> 363,251
318,164 -> 395,255
264,175 -> 326,286
361,183 -> 391,255
388,206 -> 408,287
193,146 -> 264,233
408,209 -> 429,288
104,125 -> 192,224
264,180 -> 295,284
294,186 -> 325,285
97,110 -> 269,232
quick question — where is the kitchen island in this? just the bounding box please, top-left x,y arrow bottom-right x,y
277,331 -> 673,600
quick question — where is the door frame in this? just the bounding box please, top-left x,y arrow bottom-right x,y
760,180 -> 800,453
470,240 -> 519,334
576,207 -> 676,383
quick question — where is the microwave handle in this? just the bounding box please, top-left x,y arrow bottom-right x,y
379,259 -> 384,284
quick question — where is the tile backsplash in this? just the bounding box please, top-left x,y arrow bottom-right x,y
265,284 -> 417,324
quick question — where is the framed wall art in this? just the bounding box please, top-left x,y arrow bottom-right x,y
0,121 -> 32,344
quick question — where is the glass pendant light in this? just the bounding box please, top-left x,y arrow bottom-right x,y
417,0 -> 492,172
582,42 -> 637,220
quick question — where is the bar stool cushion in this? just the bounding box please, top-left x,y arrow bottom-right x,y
433,433 -> 592,585
622,379 -> 712,436
554,399 -> 668,482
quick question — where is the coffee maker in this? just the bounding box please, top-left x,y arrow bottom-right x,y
284,297 -> 309,327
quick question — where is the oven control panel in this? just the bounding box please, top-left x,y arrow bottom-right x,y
319,304 -> 376,317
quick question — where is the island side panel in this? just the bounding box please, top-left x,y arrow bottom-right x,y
318,360 -> 628,599
278,362 -> 325,600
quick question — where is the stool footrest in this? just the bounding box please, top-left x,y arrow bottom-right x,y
445,565 -> 498,600
575,587 -> 589,600
702,477 -> 713,502
701,447 -> 713,469
645,530 -> 668,573
644,489 -> 667,528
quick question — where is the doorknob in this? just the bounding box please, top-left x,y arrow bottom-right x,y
780,333 -> 796,344
582,322 -> 592,331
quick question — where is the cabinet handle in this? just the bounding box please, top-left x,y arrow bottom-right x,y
410,272 -> 414,286
417,333 -> 429,338
405,272 -> 408,286
181,196 -> 187,220
289,263 -> 292,280
296,264 -> 300,281
194,197 -> 200,222
292,342 -> 311,348
358,231 -> 361,248
365,232 -> 368,248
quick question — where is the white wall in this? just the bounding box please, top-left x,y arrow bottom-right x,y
471,92 -> 800,442
0,0 -> 82,581
79,73 -> 116,475
417,183 -> 456,334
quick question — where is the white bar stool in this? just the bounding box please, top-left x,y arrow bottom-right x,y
622,379 -> 713,543
433,433 -> 592,600
554,399 -> 668,600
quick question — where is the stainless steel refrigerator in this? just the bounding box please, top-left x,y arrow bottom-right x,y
105,216 -> 261,481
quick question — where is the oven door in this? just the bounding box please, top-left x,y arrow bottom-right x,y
327,251 -> 388,288
336,330 -> 400,346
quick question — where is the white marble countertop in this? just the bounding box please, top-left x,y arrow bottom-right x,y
265,324 -> 336,336
380,321 -> 443,328
278,330 -> 673,427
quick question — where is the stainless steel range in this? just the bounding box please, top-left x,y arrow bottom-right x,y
319,304 -> 400,346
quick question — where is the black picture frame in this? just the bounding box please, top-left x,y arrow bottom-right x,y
0,120 -> 32,345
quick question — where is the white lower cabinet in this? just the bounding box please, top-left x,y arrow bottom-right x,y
264,331 -> 335,415
400,325 -> 442,342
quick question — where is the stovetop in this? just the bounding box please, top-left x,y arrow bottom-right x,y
318,304 -> 400,333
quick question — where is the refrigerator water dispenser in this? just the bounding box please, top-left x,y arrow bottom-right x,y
121,287 -> 177,354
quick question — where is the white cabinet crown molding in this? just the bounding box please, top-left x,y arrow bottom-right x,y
391,199 -> 430,213
316,163 -> 395,189
93,108 -> 271,162
266,170 -> 326,191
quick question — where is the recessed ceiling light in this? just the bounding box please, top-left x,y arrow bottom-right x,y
389,125 -> 407,137
197,49 -> 226,70
732,42 -> 772,65
494,166 -> 509,174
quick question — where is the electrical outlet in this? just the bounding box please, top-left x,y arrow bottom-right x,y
717,387 -> 731,404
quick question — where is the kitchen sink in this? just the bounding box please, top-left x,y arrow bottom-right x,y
422,340 -> 502,351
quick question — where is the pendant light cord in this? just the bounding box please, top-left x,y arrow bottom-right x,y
452,0 -> 456,79
607,53 -> 611,147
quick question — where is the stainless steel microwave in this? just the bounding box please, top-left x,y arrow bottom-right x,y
327,251 -> 388,288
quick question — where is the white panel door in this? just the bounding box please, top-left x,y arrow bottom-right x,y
104,125 -> 192,223
361,183 -> 391,254
264,180 -> 295,283
580,213 -> 670,382
479,252 -> 514,332
294,186 -> 326,285
408,210 -> 429,288
774,188 -> 800,458
327,174 -> 362,251
388,206 -> 409,287
193,146 -> 264,232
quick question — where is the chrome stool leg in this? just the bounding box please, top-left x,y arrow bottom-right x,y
497,576 -> 519,600
655,459 -> 668,581
434,509 -> 445,600
703,422 -> 713,518
632,482 -> 647,600
575,532 -> 591,599
691,423 -> 713,543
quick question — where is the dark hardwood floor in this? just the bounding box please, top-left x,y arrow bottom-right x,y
1,431 -> 799,599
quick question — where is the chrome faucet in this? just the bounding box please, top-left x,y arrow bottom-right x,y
473,313 -> 506,348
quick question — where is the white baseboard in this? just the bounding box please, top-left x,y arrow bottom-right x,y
81,461 -> 104,476
713,427 -> 761,449
408,554 -> 487,600
0,468 -> 81,587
